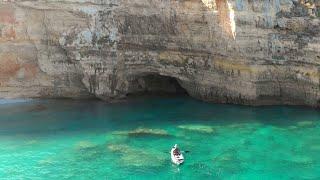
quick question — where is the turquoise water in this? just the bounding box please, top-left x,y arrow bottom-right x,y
0,97 -> 319,179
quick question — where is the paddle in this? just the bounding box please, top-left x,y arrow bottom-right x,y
165,150 -> 190,153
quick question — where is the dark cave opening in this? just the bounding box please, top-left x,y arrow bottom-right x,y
126,74 -> 188,97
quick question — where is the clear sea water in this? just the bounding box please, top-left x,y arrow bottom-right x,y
0,96 -> 319,179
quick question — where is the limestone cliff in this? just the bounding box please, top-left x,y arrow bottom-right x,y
0,0 -> 319,106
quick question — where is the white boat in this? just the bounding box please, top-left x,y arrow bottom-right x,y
171,144 -> 184,165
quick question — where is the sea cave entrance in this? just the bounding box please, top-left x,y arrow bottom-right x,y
126,74 -> 188,97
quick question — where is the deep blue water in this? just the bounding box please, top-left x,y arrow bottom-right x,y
0,97 -> 319,179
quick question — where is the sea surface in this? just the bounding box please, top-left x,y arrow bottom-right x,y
0,96 -> 319,179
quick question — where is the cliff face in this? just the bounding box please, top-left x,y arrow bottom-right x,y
0,0 -> 319,106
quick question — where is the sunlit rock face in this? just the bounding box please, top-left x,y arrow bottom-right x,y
0,0 -> 319,106
203,0 -> 236,39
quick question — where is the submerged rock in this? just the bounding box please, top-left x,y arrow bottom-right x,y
296,121 -> 315,128
120,153 -> 166,168
25,140 -> 38,145
107,144 -> 131,153
288,125 -> 299,130
226,123 -> 261,134
73,140 -> 110,162
290,155 -> 314,165
75,144 -> 106,161
178,125 -> 215,133
75,141 -> 97,150
112,128 -> 169,137
107,144 -> 166,167
38,158 -> 54,166
105,133 -> 128,144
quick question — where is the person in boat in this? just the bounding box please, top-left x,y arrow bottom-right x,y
172,144 -> 181,156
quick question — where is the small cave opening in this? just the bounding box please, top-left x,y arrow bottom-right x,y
126,74 -> 188,97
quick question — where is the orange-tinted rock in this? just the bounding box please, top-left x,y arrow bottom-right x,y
0,7 -> 16,24
3,26 -> 16,39
216,0 -> 235,39
23,63 -> 38,79
0,53 -> 20,83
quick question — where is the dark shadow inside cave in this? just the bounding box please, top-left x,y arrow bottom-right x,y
126,74 -> 188,97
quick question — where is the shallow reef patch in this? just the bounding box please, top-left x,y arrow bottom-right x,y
107,144 -> 167,167
178,124 -> 215,133
112,127 -> 170,137
296,121 -> 315,128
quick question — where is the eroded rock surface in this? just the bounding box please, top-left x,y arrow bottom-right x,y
0,0 -> 319,106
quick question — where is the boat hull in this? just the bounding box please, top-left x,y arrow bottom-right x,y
171,149 -> 184,165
